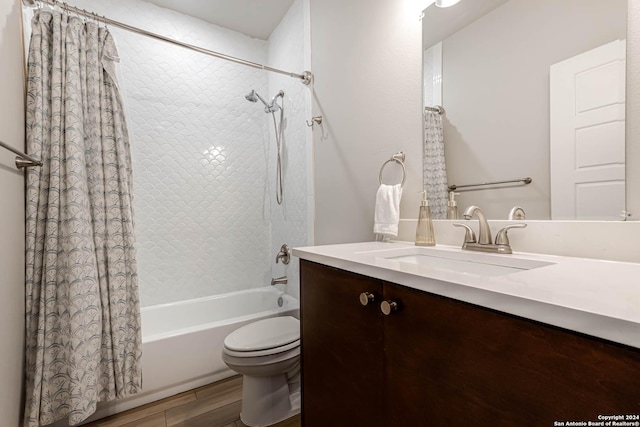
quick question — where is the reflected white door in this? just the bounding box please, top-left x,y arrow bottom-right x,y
550,39 -> 626,220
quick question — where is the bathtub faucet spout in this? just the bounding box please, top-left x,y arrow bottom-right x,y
271,276 -> 288,286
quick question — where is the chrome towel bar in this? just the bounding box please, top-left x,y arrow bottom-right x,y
0,139 -> 42,169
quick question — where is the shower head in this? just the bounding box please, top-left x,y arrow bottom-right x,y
245,90 -> 259,103
245,89 -> 284,113
267,90 -> 285,112
245,89 -> 270,110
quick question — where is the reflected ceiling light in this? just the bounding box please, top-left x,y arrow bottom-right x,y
435,0 -> 462,7
413,0 -> 435,19
412,0 -> 435,14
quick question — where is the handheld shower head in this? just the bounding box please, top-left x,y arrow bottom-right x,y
245,89 -> 286,205
267,90 -> 285,112
244,89 -> 284,113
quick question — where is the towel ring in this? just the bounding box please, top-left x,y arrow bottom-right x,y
379,152 -> 406,187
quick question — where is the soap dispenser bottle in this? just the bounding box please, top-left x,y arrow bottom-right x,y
447,192 -> 460,220
415,191 -> 436,246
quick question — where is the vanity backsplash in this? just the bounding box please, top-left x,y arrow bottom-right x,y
398,219 -> 640,263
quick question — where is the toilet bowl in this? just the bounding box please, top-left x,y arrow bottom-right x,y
222,316 -> 301,427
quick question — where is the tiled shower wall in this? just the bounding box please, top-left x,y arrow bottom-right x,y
268,0 -> 313,302
50,0 -> 311,306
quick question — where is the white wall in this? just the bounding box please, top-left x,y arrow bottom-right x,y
441,0 -> 626,220
310,0 -> 424,244
0,0 -> 25,424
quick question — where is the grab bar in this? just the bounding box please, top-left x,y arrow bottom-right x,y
448,177 -> 532,191
0,139 -> 42,169
379,152 -> 406,187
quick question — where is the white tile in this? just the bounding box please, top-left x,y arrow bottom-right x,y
62,0 -> 311,306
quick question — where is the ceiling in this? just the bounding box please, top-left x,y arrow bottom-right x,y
422,0 -> 509,49
144,0 -> 295,40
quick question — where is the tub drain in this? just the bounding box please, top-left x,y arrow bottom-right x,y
277,296 -> 284,307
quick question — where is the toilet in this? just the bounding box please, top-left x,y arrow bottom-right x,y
222,316 -> 301,427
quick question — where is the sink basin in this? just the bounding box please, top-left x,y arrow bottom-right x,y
367,247 -> 555,277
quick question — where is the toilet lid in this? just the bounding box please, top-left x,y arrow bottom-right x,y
224,316 -> 300,352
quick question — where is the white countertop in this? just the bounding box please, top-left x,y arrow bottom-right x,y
292,241 -> 640,349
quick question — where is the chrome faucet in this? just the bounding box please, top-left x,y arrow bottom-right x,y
271,276 -> 288,286
462,206 -> 492,244
455,205 -> 527,254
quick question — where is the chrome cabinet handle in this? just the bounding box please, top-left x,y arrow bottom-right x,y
381,300 -> 399,315
359,292 -> 376,306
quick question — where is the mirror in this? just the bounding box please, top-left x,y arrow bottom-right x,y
422,0 -> 628,220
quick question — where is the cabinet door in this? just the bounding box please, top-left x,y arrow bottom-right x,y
383,281 -> 640,426
300,261 -> 384,427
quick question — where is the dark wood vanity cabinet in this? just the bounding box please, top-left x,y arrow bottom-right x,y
300,260 -> 640,427
300,260 -> 384,426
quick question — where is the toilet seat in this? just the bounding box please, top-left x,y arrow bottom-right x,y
224,339 -> 300,358
223,316 -> 300,358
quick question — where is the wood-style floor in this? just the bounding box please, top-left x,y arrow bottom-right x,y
84,376 -> 301,427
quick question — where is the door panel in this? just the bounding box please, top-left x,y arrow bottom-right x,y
383,281 -> 640,426
300,261 -> 384,427
550,39 -> 626,220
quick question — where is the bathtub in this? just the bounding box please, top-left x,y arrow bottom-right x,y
84,287 -> 299,423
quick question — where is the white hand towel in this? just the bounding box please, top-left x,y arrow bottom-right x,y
374,184 -> 403,237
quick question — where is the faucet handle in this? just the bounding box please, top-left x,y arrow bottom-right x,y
453,223 -> 477,243
508,206 -> 526,220
276,244 -> 291,265
495,223 -> 527,246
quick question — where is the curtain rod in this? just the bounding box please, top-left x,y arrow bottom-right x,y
22,0 -> 314,86
0,139 -> 43,169
425,105 -> 445,115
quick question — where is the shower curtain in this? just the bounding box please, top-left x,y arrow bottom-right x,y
423,110 -> 449,219
24,11 -> 142,427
